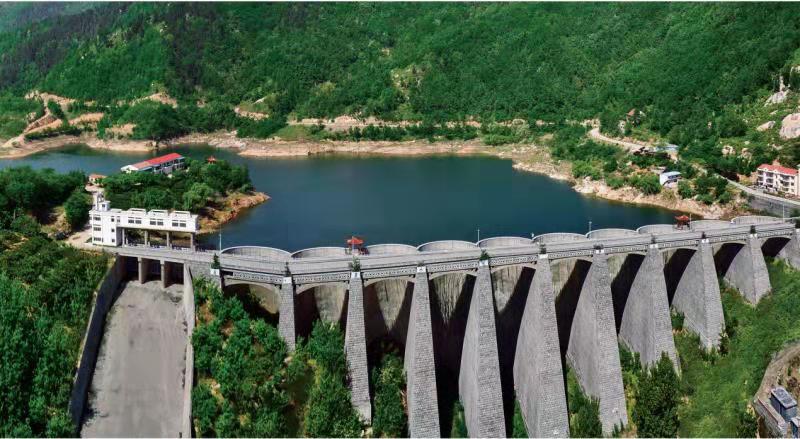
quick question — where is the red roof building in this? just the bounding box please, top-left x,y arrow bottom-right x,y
756,163 -> 800,197
121,153 -> 186,175
757,163 -> 798,176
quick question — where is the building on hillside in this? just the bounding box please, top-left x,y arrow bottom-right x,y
771,386 -> 798,422
659,171 -> 681,187
88,173 -> 106,185
121,152 -> 185,174
89,192 -> 199,249
756,163 -> 800,197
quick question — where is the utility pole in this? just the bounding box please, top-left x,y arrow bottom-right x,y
588,219 -> 593,233
477,228 -> 481,243
218,228 -> 222,251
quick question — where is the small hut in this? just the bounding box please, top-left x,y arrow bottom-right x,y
346,236 -> 365,255
675,214 -> 690,230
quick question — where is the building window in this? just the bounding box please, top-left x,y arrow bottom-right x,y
111,238 -> 115,243
93,237 -> 102,242
149,219 -> 164,226
93,226 -> 101,232
93,215 -> 101,222
171,220 -> 187,228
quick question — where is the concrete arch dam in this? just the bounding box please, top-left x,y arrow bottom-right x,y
113,216 -> 800,437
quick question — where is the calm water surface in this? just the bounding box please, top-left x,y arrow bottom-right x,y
0,144 -> 676,250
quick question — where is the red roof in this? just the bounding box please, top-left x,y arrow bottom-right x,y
128,153 -> 184,170
146,153 -> 183,166
758,163 -> 798,176
347,236 -> 364,246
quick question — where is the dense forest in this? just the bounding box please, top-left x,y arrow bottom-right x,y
1,2 -> 799,136
0,167 -> 107,437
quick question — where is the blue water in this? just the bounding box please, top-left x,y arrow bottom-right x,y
0,144 -> 675,250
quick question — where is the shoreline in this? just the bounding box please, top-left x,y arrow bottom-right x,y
1,131 -> 739,219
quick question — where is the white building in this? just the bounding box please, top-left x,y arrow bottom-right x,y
659,171 -> 681,186
756,164 -> 799,197
90,193 -> 199,248
121,152 -> 186,174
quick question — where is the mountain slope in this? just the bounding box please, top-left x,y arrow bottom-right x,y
1,3 -> 800,137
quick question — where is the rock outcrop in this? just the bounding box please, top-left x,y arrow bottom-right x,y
779,113 -> 800,139
757,121 -> 775,132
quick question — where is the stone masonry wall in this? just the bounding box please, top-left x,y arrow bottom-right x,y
404,268 -> 441,437
458,262 -> 505,437
513,258 -> 569,437
670,242 -> 725,349
619,247 -> 678,368
565,253 -> 628,434
719,236 -> 771,304
345,273 -> 371,422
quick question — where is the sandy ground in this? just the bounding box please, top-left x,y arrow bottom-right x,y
81,280 -> 187,438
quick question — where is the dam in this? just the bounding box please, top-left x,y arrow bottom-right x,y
102,215 -> 799,437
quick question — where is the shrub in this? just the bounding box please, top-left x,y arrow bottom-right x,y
63,189 -> 90,231
633,354 -> 680,437
371,354 -> 407,437
607,175 -> 625,189
677,180 -> 694,199
567,368 -> 602,437
630,174 -> 662,195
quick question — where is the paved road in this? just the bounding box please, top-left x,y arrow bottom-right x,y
82,281 -> 187,438
587,128 -> 800,213
727,179 -> 800,211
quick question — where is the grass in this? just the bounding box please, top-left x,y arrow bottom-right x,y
237,100 -> 273,115
273,124 -> 323,141
676,259 -> 800,437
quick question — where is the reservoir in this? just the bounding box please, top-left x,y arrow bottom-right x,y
0,144 -> 675,250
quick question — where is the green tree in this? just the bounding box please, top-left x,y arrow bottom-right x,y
677,180 -> 694,199
567,368 -> 602,438
46,100 -> 65,121
633,353 -> 680,437
303,322 -> 362,437
372,354 -> 407,437
631,174 -> 662,195
64,188 -> 90,230
192,383 -> 218,437
182,182 -> 215,211
734,403 -> 757,438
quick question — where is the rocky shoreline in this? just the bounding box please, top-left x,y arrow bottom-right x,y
199,191 -> 269,234
1,131 -> 739,219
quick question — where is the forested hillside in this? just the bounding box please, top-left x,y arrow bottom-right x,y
1,2 -> 800,140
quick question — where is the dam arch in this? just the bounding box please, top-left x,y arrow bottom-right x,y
223,280 -> 281,325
